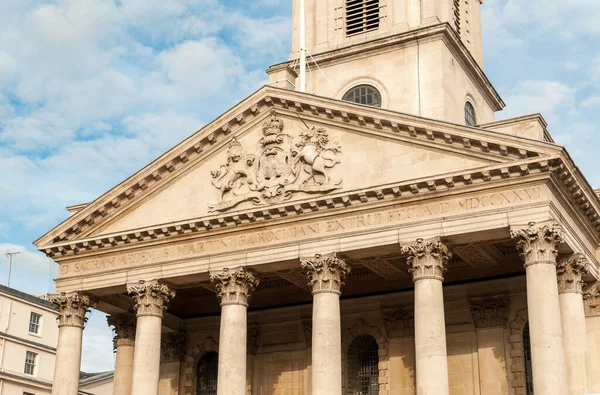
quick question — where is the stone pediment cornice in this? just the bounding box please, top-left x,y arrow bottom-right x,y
40,155 -> 593,259
34,86 -> 587,252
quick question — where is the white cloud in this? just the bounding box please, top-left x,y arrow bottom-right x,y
581,95 -> 600,108
500,80 -> 576,121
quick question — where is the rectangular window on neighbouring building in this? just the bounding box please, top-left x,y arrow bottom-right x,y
29,312 -> 42,334
346,0 -> 380,36
23,392 -> 35,395
24,351 -> 37,375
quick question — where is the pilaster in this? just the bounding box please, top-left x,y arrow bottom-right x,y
469,295 -> 508,329
160,332 -> 186,363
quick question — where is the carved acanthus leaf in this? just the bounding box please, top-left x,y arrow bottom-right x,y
127,280 -> 176,317
469,295 -> 508,328
557,253 -> 589,294
301,253 -> 351,295
107,313 -> 136,351
210,267 -> 260,307
382,307 -> 414,337
48,291 -> 97,328
510,221 -> 564,266
161,332 -> 186,363
583,283 -> 600,317
401,238 -> 452,281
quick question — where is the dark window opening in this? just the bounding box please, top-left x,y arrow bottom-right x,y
523,323 -> 534,395
347,335 -> 379,395
197,352 -> 218,395
465,101 -> 477,126
342,85 -> 382,107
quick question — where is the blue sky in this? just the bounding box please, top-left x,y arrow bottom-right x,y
0,0 -> 598,372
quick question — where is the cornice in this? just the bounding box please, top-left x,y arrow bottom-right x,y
35,88 -> 562,251
270,23 -> 504,111
40,156 -> 558,258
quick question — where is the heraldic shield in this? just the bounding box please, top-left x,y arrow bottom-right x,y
208,111 -> 342,212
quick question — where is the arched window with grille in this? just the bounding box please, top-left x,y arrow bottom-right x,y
347,335 -> 379,395
342,85 -> 382,107
197,352 -> 218,395
523,323 -> 534,395
465,101 -> 477,126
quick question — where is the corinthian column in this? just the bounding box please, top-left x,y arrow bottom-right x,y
557,254 -> 589,395
402,238 -> 451,395
48,292 -> 96,395
584,283 -> 600,393
511,221 -> 568,395
127,280 -> 176,395
108,313 -> 136,395
210,267 -> 260,395
301,253 -> 350,395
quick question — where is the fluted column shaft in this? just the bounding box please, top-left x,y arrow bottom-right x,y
211,267 -> 259,395
108,313 -> 137,395
302,253 -> 350,395
511,221 -> 568,395
127,280 -> 176,395
48,292 -> 96,395
557,254 -> 589,395
402,238 -> 451,395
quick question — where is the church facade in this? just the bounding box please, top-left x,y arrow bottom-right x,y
35,1 -> 600,395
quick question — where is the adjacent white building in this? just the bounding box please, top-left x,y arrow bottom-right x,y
0,285 -> 58,395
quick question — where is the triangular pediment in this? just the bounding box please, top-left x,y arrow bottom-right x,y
36,86 -> 569,251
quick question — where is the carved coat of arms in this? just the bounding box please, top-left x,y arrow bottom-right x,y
209,111 -> 342,212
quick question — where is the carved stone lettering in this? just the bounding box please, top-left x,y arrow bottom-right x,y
48,291 -> 97,328
401,238 -> 452,281
210,267 -> 260,307
208,111 -> 342,211
556,253 -> 589,294
301,253 -> 351,295
510,221 -> 563,267
127,280 -> 176,318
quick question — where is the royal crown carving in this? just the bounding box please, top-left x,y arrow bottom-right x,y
210,267 -> 260,307
48,291 -> 97,328
301,253 -> 351,295
510,221 -> 564,266
583,283 -> 600,317
209,111 -> 342,211
127,280 -> 176,317
557,253 -> 589,294
107,313 -> 136,351
401,238 -> 452,281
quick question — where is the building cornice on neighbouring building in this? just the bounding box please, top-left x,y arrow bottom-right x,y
0,331 -> 57,353
0,371 -> 52,390
0,284 -> 56,311
268,23 -> 505,112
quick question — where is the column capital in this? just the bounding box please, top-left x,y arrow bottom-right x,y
301,253 -> 351,295
107,313 -> 136,351
382,306 -> 414,337
160,332 -> 186,363
557,253 -> 589,294
401,237 -> 451,281
127,280 -> 176,318
48,291 -> 97,328
210,267 -> 260,307
583,282 -> 600,317
510,221 -> 564,267
468,295 -> 508,329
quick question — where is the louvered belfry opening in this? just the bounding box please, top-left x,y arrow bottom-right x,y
346,0 -> 380,36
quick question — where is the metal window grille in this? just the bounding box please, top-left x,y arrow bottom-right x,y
342,85 -> 382,108
347,335 -> 379,395
523,323 -> 534,395
197,352 -> 218,395
465,101 -> 476,126
24,351 -> 37,375
346,0 -> 380,36
29,312 -> 41,334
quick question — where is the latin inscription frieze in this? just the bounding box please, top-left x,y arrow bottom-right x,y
60,186 -> 541,276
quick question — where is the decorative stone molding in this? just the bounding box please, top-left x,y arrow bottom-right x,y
247,323 -> 260,354
182,337 -> 219,395
401,237 -> 452,281
510,221 -> 564,267
301,253 -> 351,295
107,313 -> 136,351
210,267 -> 260,307
341,319 -> 389,395
208,111 -> 342,211
583,283 -> 600,317
507,308 -> 529,393
127,280 -> 176,318
161,332 -> 186,363
557,253 -> 589,294
382,307 -> 414,337
47,291 -> 97,328
468,295 -> 508,329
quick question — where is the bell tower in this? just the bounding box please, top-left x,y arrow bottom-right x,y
267,0 -> 504,126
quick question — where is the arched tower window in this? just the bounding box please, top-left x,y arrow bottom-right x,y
196,352 -> 218,395
465,101 -> 477,126
342,85 -> 382,107
523,323 -> 534,395
347,335 -> 379,395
